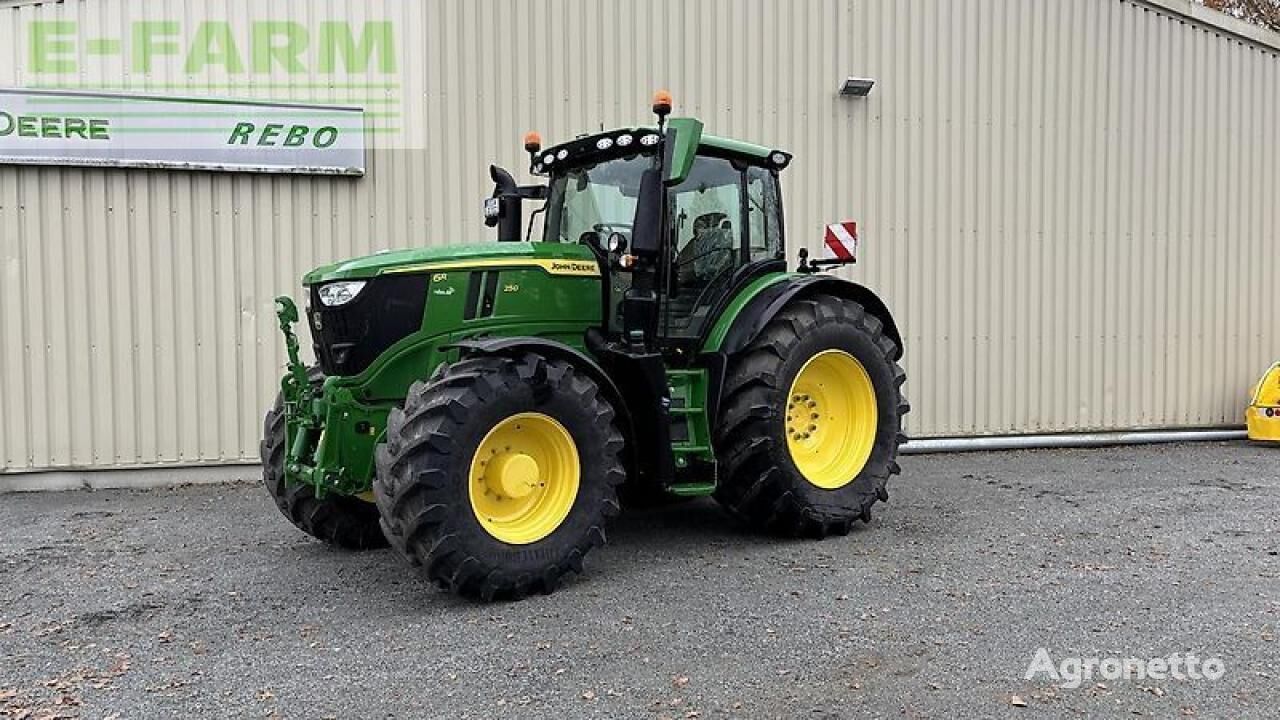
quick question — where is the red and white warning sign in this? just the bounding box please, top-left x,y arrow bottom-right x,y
823,221 -> 859,262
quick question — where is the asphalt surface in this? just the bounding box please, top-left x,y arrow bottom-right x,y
1,442 -> 1277,719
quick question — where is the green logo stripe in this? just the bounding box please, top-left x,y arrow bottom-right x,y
29,82 -> 401,90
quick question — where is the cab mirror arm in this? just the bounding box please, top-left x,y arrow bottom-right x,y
486,164 -> 547,242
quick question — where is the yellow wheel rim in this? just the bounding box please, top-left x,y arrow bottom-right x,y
785,350 -> 879,490
468,412 -> 580,545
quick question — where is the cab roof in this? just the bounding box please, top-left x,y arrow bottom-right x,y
533,124 -> 781,175
699,133 -> 774,159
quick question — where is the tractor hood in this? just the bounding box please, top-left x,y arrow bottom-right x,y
302,242 -> 598,285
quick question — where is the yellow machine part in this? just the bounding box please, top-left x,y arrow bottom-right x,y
785,350 -> 879,489
1246,362 -> 1280,443
467,412 -> 581,544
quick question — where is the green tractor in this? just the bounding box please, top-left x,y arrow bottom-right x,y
263,92 -> 908,600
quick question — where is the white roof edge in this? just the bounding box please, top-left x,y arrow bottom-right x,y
1135,0 -> 1280,53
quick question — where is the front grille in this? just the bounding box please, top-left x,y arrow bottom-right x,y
307,275 -> 429,376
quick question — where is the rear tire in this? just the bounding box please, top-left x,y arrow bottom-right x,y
713,297 -> 908,537
374,353 -> 626,601
260,374 -> 388,550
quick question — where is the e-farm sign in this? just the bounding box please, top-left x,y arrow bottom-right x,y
0,89 -> 365,176
28,20 -> 396,77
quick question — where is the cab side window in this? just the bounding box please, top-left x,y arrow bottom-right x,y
660,155 -> 786,341
747,166 -> 783,262
664,156 -> 743,338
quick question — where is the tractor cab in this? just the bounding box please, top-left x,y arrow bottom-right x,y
486,94 -> 792,359
539,128 -> 788,349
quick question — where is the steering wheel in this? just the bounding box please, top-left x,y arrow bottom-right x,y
593,222 -> 633,235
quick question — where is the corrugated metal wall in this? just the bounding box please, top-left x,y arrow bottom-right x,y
2,0 -> 1278,473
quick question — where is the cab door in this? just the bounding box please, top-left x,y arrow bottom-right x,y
659,155 -> 784,343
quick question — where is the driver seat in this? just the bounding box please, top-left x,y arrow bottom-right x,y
675,212 -> 732,287
667,214 -> 735,330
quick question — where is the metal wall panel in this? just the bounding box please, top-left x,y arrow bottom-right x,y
2,0 -> 1278,472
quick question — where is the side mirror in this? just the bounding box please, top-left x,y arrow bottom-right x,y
629,168 -> 663,259
486,165 -> 522,241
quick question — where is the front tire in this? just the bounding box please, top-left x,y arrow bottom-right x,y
374,353 -> 626,601
260,377 -> 388,551
714,297 -> 908,536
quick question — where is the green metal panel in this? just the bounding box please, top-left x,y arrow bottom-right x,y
666,368 -> 713,469
663,117 -> 703,185
303,241 -> 600,284
699,134 -> 774,160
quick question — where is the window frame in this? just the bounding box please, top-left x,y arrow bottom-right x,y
681,148 -> 786,267
745,164 -> 785,264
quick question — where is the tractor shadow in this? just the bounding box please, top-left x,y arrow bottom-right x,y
608,496 -> 740,544
605,495 -> 874,549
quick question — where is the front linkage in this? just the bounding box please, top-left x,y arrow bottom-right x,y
273,296 -> 372,499
274,297 -> 315,417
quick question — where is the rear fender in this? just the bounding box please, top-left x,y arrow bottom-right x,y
701,274 -> 903,423
716,275 -> 903,360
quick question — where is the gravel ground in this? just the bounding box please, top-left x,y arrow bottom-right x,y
1,441 -> 1277,719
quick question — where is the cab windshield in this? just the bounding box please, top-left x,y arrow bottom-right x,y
543,155 -> 650,244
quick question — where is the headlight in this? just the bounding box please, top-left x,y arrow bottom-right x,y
317,280 -> 367,307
